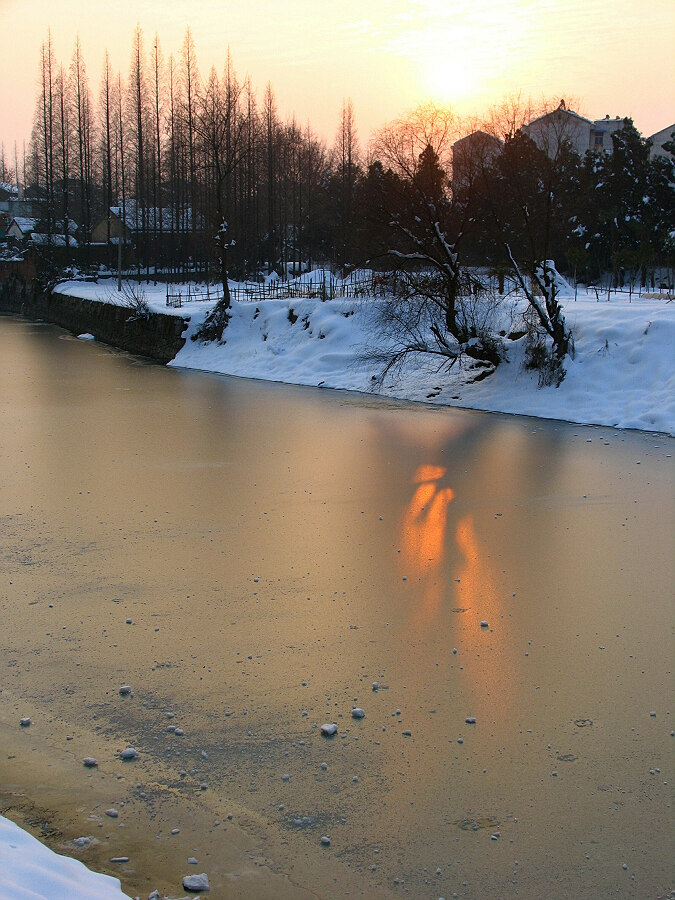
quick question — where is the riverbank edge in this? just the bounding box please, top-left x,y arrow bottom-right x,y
4,280 -> 674,437
0,283 -> 189,363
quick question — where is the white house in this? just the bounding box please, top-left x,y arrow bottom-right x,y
589,115 -> 625,152
648,124 -> 675,159
451,130 -> 503,184
523,103 -> 598,157
455,103 -> 628,164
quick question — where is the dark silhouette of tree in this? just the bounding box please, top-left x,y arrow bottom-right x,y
366,107 -> 505,382
70,36 -> 93,246
477,130 -> 576,383
573,120 -> 674,290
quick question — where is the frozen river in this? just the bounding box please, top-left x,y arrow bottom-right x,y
0,315 -> 673,899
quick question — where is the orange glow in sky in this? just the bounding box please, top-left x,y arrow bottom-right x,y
1,0 -> 673,159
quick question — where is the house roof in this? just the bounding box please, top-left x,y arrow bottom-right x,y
10,216 -> 78,238
648,124 -> 675,144
110,201 -> 200,233
29,232 -> 78,247
452,130 -> 503,150
0,182 -> 19,199
9,217 -> 37,234
525,107 -> 594,129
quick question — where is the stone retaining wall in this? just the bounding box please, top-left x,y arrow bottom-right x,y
0,282 -> 189,363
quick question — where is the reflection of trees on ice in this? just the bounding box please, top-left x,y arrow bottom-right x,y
400,464 -> 454,625
400,465 -> 499,634
454,513 -> 497,628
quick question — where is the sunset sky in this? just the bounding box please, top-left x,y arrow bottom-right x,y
1,0 -> 673,164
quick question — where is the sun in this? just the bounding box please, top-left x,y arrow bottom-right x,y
392,14 -> 492,108
420,47 -> 479,103
389,0 -> 532,111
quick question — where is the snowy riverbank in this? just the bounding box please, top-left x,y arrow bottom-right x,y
55,276 -> 675,436
0,814 -> 132,900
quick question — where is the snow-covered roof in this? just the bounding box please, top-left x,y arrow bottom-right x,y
525,107 -> 593,129
0,181 -> 19,196
110,201 -> 201,233
29,232 -> 79,247
10,216 -> 78,237
593,116 -> 624,129
9,216 -> 37,234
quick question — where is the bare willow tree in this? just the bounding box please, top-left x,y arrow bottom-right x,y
372,102 -> 457,179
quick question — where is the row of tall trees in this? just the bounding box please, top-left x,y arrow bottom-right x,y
26,29 -> 673,288
27,28 -> 362,277
26,30 -> 673,282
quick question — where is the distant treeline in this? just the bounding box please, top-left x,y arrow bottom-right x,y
7,28 -> 675,288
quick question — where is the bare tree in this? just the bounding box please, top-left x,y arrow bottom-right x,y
150,34 -> 166,260
262,82 -> 280,274
115,71 -> 128,284
371,102 -> 456,180
54,64 -> 71,253
194,50 -> 248,332
97,51 -> 115,249
70,36 -> 93,243
127,25 -> 149,275
33,32 -> 56,242
367,108 -> 503,382
332,98 -> 360,270
180,28 -> 200,247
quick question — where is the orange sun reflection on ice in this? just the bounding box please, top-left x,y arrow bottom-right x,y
400,464 -> 454,625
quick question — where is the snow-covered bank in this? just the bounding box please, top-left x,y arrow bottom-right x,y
0,814 -> 132,900
55,278 -> 675,435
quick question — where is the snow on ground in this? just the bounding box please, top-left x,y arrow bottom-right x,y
55,276 -> 675,435
0,814 -> 132,900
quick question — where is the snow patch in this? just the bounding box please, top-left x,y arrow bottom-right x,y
0,814 -> 132,900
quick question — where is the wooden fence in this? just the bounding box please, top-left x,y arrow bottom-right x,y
166,274 -> 392,308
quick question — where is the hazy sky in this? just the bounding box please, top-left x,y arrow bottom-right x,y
1,0 -> 673,164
